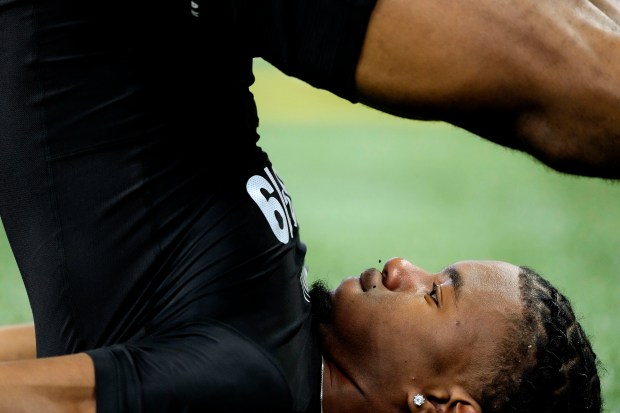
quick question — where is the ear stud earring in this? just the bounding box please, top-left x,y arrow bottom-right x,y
413,394 -> 426,407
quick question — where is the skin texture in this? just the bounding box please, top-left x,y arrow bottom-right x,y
0,325 -> 95,413
356,0 -> 620,178
0,324 -> 36,361
320,258 -> 524,413
0,353 -> 95,413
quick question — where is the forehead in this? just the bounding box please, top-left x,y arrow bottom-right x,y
448,260 -> 522,302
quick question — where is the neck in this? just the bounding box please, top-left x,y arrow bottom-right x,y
320,357 -> 324,413
320,356 -> 368,413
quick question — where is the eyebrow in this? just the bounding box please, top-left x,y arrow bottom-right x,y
444,266 -> 463,302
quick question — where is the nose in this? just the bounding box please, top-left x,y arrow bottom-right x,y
382,257 -> 429,291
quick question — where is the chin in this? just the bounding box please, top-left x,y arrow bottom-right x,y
309,280 -> 334,325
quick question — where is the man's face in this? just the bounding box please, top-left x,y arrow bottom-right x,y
317,258 -> 523,413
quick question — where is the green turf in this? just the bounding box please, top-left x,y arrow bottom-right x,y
0,59 -> 618,410
0,227 -> 30,324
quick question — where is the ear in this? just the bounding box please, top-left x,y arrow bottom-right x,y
406,392 -> 435,413
405,386 -> 482,413
451,386 -> 482,413
454,401 -> 479,413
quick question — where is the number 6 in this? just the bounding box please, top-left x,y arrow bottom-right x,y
247,175 -> 290,243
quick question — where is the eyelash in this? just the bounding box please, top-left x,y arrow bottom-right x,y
429,282 -> 439,304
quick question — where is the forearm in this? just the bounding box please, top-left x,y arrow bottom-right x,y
356,0 -> 620,178
0,353 -> 95,413
0,323 -> 36,361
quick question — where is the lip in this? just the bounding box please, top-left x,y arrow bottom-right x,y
359,268 -> 383,292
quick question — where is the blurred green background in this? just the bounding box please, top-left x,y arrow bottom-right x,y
0,58 -> 618,410
251,60 -> 620,410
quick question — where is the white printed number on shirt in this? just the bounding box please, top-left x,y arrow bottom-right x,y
247,167 -> 298,244
190,1 -> 199,17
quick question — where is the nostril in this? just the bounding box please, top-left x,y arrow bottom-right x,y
383,270 -> 401,291
382,257 -> 428,291
382,258 -> 407,291
382,256 -> 405,274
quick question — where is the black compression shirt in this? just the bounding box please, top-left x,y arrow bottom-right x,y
0,0 -> 376,411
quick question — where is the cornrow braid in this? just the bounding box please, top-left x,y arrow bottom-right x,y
478,266 -> 602,413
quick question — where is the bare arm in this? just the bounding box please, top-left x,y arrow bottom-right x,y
0,323 -> 36,361
356,0 -> 620,178
0,325 -> 95,412
0,353 -> 95,413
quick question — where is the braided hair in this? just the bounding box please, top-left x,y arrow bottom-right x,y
477,266 -> 602,412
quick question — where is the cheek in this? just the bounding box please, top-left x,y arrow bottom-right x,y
330,290 -> 378,342
327,286 -> 441,362
327,289 -> 406,356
